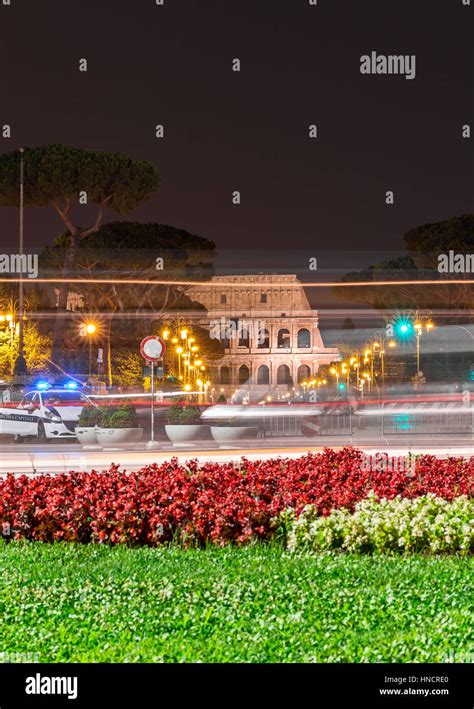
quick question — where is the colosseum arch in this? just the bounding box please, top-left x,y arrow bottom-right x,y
257,328 -> 270,348
297,364 -> 311,383
220,366 -> 230,385
257,364 -> 270,385
277,328 -> 291,348
277,364 -> 292,385
297,328 -> 311,348
238,364 -> 250,385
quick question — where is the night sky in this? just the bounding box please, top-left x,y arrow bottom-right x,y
0,0 -> 472,284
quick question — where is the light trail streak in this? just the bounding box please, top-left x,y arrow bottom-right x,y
0,278 -> 472,287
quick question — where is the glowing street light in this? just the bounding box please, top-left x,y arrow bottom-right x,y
176,346 -> 183,379
85,323 -> 97,377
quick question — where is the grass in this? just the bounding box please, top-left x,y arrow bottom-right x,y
0,542 -> 472,663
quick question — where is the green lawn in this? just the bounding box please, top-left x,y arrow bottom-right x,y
0,542 -> 472,663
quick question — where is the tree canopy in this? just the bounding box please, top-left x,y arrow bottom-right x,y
40,221 -> 220,384
333,215 -> 474,315
0,145 -> 160,215
0,145 -> 161,365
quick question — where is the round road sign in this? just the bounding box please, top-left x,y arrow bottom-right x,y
140,336 -> 166,362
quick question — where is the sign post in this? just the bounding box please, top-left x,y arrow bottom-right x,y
140,336 -> 166,450
97,348 -> 104,375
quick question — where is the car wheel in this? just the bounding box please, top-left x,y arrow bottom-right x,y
37,421 -> 49,442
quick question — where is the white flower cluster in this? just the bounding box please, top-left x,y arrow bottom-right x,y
286,494 -> 473,555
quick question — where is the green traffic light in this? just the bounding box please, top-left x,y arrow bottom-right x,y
394,318 -> 414,340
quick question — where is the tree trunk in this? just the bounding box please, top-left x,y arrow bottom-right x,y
50,201 -> 106,368
50,235 -> 80,366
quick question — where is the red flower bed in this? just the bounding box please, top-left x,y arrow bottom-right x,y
0,448 -> 472,546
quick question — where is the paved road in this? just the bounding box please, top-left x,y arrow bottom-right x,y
0,435 -> 472,475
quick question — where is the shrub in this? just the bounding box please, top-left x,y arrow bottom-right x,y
108,410 -> 139,429
285,494 -> 474,555
99,405 -> 138,429
166,402 -> 201,425
211,417 -> 249,427
77,405 -> 100,427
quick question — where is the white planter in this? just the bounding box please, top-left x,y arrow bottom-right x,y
210,426 -> 259,447
96,427 -> 144,448
165,424 -> 210,445
75,426 -> 98,446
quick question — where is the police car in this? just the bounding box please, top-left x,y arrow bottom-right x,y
0,383 -> 95,442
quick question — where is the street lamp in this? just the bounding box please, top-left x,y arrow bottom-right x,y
196,378 -> 203,403
0,312 -> 16,374
414,319 -> 434,377
341,362 -> 350,388
86,323 -> 96,377
329,365 -> 340,390
176,346 -> 183,380
362,333 -> 398,388
14,147 -> 27,378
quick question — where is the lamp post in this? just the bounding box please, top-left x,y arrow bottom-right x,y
361,334 -> 397,389
0,312 -> 16,374
12,148 -> 28,379
86,323 -> 96,377
176,346 -> 183,380
196,378 -> 203,403
414,319 -> 434,377
341,362 -> 349,388
393,310 -> 434,379
162,322 -> 205,391
18,149 -> 25,360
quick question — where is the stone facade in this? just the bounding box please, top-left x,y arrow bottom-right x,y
189,275 -> 339,400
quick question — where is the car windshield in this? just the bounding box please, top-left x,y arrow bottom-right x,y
43,392 -> 85,406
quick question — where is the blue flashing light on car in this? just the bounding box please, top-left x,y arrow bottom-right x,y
36,381 -> 50,390
64,381 -> 78,389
